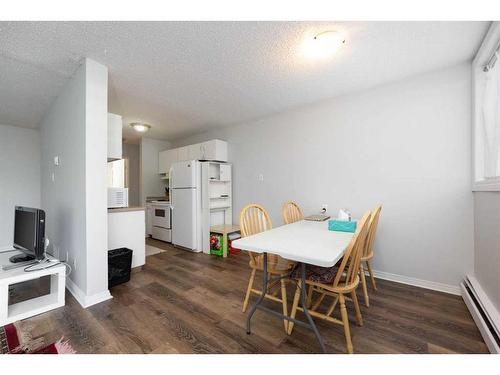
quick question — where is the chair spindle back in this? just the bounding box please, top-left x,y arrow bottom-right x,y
333,211 -> 372,288
240,204 -> 274,266
282,201 -> 304,224
363,205 -> 382,258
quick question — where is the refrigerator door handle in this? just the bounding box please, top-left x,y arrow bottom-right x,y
169,166 -> 173,206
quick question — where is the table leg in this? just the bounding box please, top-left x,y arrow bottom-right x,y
300,262 -> 327,353
246,252 -> 268,334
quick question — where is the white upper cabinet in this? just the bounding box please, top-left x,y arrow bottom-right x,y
188,143 -> 203,160
158,150 -> 168,174
159,149 -> 178,174
201,140 -> 228,162
158,139 -> 228,174
108,113 -> 123,161
177,146 -> 189,161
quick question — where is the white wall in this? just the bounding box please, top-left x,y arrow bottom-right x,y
139,137 -> 170,205
0,124 -> 41,250
84,59 -> 109,299
123,143 -> 140,206
473,192 -> 500,312
174,63 -> 474,289
40,61 -> 87,293
40,58 -> 110,307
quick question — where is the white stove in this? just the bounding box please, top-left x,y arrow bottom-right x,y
149,201 -> 171,242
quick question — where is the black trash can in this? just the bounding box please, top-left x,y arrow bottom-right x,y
108,248 -> 133,288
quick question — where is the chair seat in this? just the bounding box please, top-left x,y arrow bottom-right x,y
290,263 -> 339,284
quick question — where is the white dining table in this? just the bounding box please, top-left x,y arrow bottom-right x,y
231,219 -> 355,353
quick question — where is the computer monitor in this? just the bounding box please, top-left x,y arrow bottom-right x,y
10,206 -> 46,263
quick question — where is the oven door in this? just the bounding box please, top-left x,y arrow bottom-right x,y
152,206 -> 171,229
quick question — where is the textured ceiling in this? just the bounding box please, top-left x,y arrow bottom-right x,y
0,21 -> 490,141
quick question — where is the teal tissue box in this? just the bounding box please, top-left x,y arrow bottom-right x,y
328,220 -> 357,233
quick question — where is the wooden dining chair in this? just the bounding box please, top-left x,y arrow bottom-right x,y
359,205 -> 382,307
287,211 -> 372,354
282,201 -> 320,307
240,204 -> 295,331
282,201 -> 304,224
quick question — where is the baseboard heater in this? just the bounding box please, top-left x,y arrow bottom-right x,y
461,275 -> 500,353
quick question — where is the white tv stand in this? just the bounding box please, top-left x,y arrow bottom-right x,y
0,250 -> 66,326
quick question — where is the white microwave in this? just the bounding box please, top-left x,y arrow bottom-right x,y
108,187 -> 129,208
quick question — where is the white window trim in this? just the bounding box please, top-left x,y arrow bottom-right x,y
472,22 -> 500,191
473,177 -> 500,191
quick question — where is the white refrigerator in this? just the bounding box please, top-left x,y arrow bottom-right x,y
169,160 -> 202,252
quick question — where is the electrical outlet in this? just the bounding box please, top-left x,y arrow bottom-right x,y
73,258 -> 77,270
258,174 -> 264,181
321,204 -> 328,213
66,250 -> 69,262
51,172 -> 55,182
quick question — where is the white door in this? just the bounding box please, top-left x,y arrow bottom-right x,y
171,160 -> 196,188
172,188 -> 196,250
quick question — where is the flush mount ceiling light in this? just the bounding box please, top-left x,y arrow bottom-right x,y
302,31 -> 346,60
130,122 -> 151,133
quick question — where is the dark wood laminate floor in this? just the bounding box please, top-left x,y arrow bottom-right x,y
12,238 -> 488,354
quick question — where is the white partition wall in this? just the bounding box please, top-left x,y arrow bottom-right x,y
40,58 -> 111,308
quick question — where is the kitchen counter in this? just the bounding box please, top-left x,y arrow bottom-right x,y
108,206 -> 145,213
108,208 -> 145,269
146,196 -> 169,203
148,201 -> 170,206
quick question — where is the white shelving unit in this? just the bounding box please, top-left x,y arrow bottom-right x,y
201,162 -> 233,254
0,251 -> 66,326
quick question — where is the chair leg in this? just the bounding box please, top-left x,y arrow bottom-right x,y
351,290 -> 363,326
339,294 -> 353,354
287,280 -> 302,335
366,260 -> 377,291
280,278 -> 289,332
242,268 -> 256,312
306,285 -> 313,308
360,263 -> 370,307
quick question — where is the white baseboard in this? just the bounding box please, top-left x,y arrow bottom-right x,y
461,275 -> 500,353
66,277 -> 112,308
370,269 -> 461,295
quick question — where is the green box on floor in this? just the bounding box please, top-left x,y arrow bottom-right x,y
210,233 -> 224,257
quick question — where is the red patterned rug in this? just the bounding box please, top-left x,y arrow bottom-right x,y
1,322 -> 75,354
